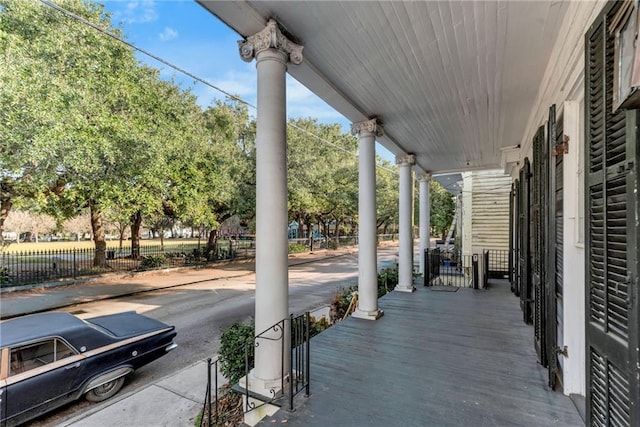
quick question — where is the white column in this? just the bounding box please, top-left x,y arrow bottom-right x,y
395,154 -> 416,292
351,119 -> 384,320
239,20 -> 303,394
418,173 -> 431,275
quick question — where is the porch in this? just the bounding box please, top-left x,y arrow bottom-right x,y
262,279 -> 583,426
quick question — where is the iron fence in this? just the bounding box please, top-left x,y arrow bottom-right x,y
423,249 -> 479,288
0,240 -> 255,288
288,234 -> 393,252
199,313 -> 311,427
486,249 -> 510,279
483,250 -> 489,289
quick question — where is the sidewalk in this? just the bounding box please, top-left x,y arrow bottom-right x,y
0,246 -> 366,427
0,247 -> 357,320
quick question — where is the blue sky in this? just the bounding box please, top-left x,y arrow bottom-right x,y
98,0 -> 394,161
100,0 -> 349,127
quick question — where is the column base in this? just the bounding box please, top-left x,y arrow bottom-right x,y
394,284 -> 416,293
352,308 -> 384,320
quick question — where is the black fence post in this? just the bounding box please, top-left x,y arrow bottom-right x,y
207,357 -> 212,427
472,254 -> 479,289
305,311 -> 310,398
290,314 -> 294,411
423,248 -> 430,286
483,250 -> 489,289
73,250 -> 77,279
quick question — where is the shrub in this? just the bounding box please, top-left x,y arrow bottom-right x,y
0,266 -> 9,286
329,285 -> 358,322
219,320 -> 255,384
288,243 -> 308,254
309,316 -> 330,337
139,255 -> 166,270
377,267 -> 398,297
327,240 -> 339,250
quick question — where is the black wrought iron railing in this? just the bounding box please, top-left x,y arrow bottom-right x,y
287,233 -> 396,251
483,250 -> 489,289
289,312 -> 311,408
0,240 -> 256,288
486,249 -> 509,279
423,249 -> 480,288
199,313 -> 311,427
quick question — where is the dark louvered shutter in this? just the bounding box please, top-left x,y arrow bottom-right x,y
547,104 -> 565,390
513,179 -> 521,297
519,159 -> 532,324
585,3 -> 640,425
532,124 -> 548,367
509,183 -> 515,291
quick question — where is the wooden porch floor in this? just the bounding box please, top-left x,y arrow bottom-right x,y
264,280 -> 583,426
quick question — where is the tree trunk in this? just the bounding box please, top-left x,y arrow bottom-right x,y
130,211 -> 142,259
306,219 -> 313,249
90,201 -> 107,267
207,229 -> 218,260
117,222 -> 127,252
0,191 -> 12,244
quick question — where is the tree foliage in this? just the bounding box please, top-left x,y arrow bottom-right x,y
430,180 -> 455,238
1,0 -> 455,255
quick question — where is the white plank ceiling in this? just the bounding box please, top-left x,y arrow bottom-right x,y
198,1 -> 569,174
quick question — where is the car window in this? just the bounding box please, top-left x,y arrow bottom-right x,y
10,339 -> 76,376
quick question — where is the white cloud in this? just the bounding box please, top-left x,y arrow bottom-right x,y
159,27 -> 178,42
114,1 -> 158,24
286,78 -> 316,103
286,77 -> 346,124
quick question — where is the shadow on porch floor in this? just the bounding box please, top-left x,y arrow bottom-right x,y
261,279 -> 583,426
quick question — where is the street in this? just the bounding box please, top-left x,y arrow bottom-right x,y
28,246 -> 398,426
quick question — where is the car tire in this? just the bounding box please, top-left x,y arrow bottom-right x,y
85,376 -> 125,402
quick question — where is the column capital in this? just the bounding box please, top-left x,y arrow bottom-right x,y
395,154 -> 416,167
238,19 -> 304,65
351,118 -> 383,138
417,172 -> 432,182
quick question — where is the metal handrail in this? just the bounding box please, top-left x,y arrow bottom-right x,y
200,313 -> 311,426
423,249 -> 480,288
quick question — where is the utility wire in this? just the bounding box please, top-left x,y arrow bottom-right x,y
39,0 -> 399,174
39,0 -> 250,108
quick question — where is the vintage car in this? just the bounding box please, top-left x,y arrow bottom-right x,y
0,311 -> 177,427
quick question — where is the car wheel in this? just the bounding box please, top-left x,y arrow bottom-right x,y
85,376 -> 125,402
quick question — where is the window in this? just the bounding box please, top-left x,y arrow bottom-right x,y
10,339 -> 75,375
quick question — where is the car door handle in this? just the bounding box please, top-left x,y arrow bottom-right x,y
65,362 -> 81,370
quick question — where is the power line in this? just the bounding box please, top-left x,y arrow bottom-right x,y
39,0 -> 250,108
38,0 -> 398,174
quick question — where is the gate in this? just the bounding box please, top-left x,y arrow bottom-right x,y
424,249 -> 478,288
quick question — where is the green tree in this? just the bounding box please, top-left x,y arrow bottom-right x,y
287,119 -> 360,244
430,180 -> 455,238
0,0 -> 102,240
376,162 -> 399,234
195,100 -> 254,255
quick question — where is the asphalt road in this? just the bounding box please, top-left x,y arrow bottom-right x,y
29,247 -> 399,427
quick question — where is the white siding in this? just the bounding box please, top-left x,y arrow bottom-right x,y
470,170 -> 512,254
